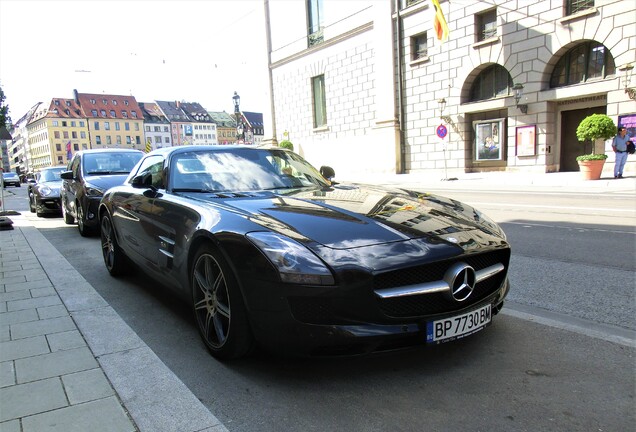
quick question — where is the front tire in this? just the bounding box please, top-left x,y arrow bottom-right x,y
77,202 -> 95,237
29,195 -> 35,213
62,199 -> 75,224
191,244 -> 253,360
100,211 -> 128,276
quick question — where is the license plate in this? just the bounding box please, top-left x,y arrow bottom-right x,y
426,304 -> 491,343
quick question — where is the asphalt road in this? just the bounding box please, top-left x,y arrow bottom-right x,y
2,186 -> 635,432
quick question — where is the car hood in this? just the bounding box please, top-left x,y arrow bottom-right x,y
85,174 -> 130,191
193,183 -> 507,253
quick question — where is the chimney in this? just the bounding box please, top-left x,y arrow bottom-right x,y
73,89 -> 79,103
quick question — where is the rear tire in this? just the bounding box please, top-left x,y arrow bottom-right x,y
191,243 -> 253,360
29,196 -> 35,213
100,211 -> 128,276
77,202 -> 95,237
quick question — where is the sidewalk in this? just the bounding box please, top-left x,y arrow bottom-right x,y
0,218 -> 228,432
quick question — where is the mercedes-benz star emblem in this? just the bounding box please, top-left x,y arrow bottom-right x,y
443,263 -> 476,302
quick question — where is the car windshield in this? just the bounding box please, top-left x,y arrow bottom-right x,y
83,152 -> 142,175
39,168 -> 65,182
170,148 -> 330,192
3,173 -> 18,179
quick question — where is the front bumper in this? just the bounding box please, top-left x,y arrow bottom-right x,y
35,197 -> 62,214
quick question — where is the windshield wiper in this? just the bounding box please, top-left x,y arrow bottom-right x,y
172,188 -> 216,193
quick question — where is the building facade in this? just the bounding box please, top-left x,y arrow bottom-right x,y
76,91 -> 145,152
265,0 -> 636,177
140,102 -> 172,151
180,102 -> 218,145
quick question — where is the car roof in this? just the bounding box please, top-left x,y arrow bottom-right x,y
75,148 -> 143,155
147,145 -> 289,158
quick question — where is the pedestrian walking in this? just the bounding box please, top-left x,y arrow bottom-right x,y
612,126 -> 630,178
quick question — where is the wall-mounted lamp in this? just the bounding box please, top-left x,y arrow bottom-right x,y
618,63 -> 635,100
437,98 -> 452,123
512,83 -> 528,114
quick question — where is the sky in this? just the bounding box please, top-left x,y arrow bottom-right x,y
0,0 -> 271,123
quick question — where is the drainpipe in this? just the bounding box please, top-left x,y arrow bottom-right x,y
263,0 -> 278,146
395,0 -> 405,174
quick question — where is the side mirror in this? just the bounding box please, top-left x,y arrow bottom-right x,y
131,173 -> 153,188
60,171 -> 74,180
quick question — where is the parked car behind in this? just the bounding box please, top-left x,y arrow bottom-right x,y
99,145 -> 511,360
2,172 -> 21,188
61,149 -> 143,236
28,166 -> 66,217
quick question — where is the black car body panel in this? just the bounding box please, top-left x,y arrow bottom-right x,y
99,145 -> 511,357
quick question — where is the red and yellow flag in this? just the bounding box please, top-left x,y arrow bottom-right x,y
431,0 -> 449,43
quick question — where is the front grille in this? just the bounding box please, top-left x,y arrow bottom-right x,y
375,249 -> 510,318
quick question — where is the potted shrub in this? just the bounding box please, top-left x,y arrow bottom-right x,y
279,140 -> 294,151
575,114 -> 615,180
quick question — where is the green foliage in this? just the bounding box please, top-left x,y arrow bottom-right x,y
575,114 -> 616,155
575,153 -> 609,161
0,84 -> 10,129
279,140 -> 294,151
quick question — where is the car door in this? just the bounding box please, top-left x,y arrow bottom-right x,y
61,154 -> 81,218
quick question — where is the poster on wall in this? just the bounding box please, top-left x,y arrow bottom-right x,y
618,113 -> 636,144
474,119 -> 503,161
515,125 -> 536,156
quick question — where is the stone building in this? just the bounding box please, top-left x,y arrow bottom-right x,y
265,0 -> 635,177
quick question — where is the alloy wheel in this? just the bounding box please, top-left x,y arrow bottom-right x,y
193,253 -> 231,349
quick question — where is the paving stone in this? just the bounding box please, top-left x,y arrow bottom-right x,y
0,303 -> 5,313
10,316 -> 75,340
0,275 -> 26,285
30,287 -> 56,298
15,347 -> 97,383
0,336 -> 50,362
21,397 -> 135,432
37,304 -> 69,319
62,368 -> 114,404
0,361 -> 15,388
7,295 -> 61,312
0,290 -> 31,303
56,285 -> 108,312
4,279 -> 52,293
0,419 -> 21,432
0,377 -> 67,422
0,326 -> 8,343
47,330 -> 86,352
0,308 -> 38,326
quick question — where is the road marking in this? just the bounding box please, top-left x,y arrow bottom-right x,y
502,302 -> 636,348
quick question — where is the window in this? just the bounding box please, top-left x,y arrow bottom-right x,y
94,122 -> 100,130
91,109 -> 98,117
311,75 -> 328,128
122,111 -> 128,118
469,64 -> 513,102
81,131 -> 86,139
550,41 -> 615,88
63,131 -> 69,139
134,155 -> 165,189
102,99 -> 108,104
155,136 -> 162,143
115,122 -> 120,131
107,136 -> 112,145
52,120 -> 59,126
474,119 -> 504,161
131,111 -> 137,118
126,136 -> 132,145
476,8 -> 497,42
80,121 -> 85,127
72,131 -> 77,139
411,33 -> 428,61
96,136 -> 102,145
135,123 -> 139,131
112,99 -> 118,105
100,110 -> 107,117
71,121 -> 76,127
307,0 -> 323,46
117,136 -> 122,145
90,99 -> 96,104
62,121 -> 67,127
56,144 -> 61,151
110,110 -> 116,117
54,131 -> 60,139
74,144 -> 80,151
136,136 -> 141,145
104,122 -> 110,131
125,123 -> 130,131
164,126 -> 169,132
165,137 -> 170,143
566,0 -> 594,15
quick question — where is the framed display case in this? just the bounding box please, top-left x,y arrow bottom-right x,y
474,119 -> 504,161
515,125 -> 536,157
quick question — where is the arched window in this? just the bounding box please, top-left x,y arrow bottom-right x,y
469,65 -> 513,102
550,41 -> 615,88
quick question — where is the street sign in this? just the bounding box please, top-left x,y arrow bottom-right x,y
436,124 -> 448,139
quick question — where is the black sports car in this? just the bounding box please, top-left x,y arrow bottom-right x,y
28,166 -> 66,216
99,145 -> 511,359
61,149 -> 143,236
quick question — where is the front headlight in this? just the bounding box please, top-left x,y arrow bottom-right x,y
39,185 -> 52,196
246,232 -> 335,285
84,183 -> 105,198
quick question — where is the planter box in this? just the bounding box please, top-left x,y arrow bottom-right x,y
577,159 -> 605,180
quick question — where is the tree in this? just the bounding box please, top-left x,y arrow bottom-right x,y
0,84 -> 10,130
575,113 -> 615,157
